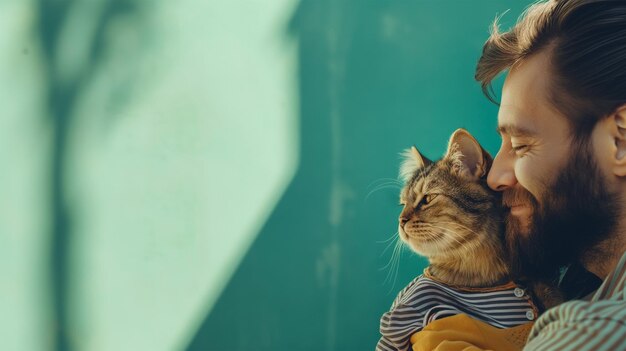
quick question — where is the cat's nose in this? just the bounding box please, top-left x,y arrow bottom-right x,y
399,216 -> 410,227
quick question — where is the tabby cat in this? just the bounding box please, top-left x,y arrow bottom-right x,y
397,128 -> 506,287
376,129 -> 560,351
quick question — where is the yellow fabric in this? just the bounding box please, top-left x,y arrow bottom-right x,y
410,314 -> 534,351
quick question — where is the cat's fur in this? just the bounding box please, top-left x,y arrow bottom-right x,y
398,129 -> 562,309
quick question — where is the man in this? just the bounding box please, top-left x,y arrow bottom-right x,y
411,0 -> 626,350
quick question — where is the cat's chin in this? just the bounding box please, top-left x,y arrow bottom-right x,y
402,238 -> 435,257
398,227 -> 408,241
399,230 -> 418,244
401,231 -> 433,246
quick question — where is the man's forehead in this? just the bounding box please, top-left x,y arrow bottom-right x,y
499,53 -> 552,128
497,124 -> 537,138
497,104 -> 540,137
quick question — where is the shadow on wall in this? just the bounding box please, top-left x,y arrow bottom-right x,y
35,2 -> 147,350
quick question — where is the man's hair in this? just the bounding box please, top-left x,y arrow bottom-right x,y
476,0 -> 626,138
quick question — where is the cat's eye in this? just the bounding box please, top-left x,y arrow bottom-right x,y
423,194 -> 438,204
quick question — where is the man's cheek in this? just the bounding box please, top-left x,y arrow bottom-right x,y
514,160 -> 544,202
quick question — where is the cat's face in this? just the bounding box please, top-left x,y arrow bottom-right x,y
398,129 -> 503,258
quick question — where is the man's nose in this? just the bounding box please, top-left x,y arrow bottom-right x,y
487,150 -> 517,191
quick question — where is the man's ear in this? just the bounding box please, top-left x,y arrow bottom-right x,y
612,104 -> 626,177
445,128 -> 492,179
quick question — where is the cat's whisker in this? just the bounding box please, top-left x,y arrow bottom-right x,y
390,245 -> 403,293
365,183 -> 402,201
379,239 -> 401,272
408,227 -> 451,255
380,237 -> 398,258
419,222 -> 472,239
390,239 -> 402,275
368,181 -> 401,189
385,241 -> 403,293
367,178 -> 403,189
366,181 -> 403,193
382,260 -> 397,286
419,224 -> 464,242
432,227 -> 483,253
416,223 -> 471,248
379,232 -> 400,257
377,231 -> 400,244
405,227 -> 442,242
382,240 -> 403,289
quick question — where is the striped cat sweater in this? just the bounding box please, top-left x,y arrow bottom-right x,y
376,268 -> 539,351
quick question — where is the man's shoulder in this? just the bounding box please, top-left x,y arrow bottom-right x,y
525,252 -> 626,350
525,297 -> 626,351
591,250 -> 626,302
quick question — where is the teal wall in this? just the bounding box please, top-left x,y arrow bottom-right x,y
191,2 -> 529,350
0,1 -> 529,350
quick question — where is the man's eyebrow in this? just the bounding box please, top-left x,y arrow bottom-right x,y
496,124 -> 537,137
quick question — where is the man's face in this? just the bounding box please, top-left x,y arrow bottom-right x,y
488,52 -> 618,281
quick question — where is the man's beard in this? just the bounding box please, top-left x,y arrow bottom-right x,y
504,141 -> 620,283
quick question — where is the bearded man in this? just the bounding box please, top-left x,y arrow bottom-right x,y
411,0 -> 626,350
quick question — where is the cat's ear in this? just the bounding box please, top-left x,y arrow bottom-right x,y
399,146 -> 432,182
445,128 -> 492,179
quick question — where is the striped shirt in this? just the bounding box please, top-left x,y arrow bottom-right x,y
524,250 -> 626,350
377,268 -> 539,351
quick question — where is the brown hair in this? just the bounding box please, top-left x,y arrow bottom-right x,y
475,0 -> 626,137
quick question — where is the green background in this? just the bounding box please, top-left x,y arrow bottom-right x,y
1,0 -> 528,350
